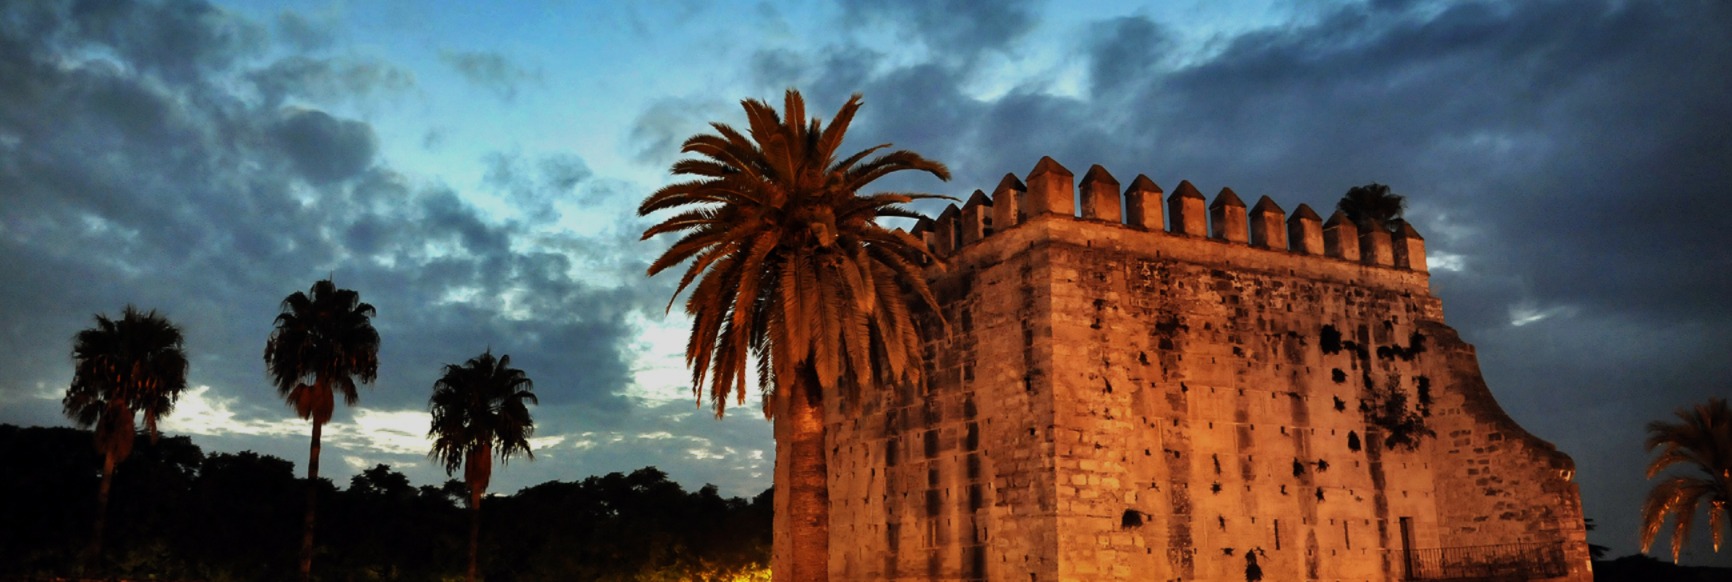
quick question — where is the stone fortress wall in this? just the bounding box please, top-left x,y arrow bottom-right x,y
821,158 -> 1592,581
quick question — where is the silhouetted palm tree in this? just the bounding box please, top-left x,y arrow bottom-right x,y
1337,183 -> 1406,230
1640,397 -> 1731,563
264,279 -> 379,582
639,89 -> 949,581
63,306 -> 188,560
428,350 -> 538,582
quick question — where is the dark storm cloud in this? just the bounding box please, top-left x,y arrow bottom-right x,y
1122,1 -> 1732,328
1086,17 -> 1172,97
248,56 -> 413,108
271,108 -> 378,184
0,0 -> 658,488
699,0 -> 1731,560
439,49 -> 538,101
838,0 -> 1036,61
56,0 -> 266,84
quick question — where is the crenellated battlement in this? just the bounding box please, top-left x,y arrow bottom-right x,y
909,156 -> 1430,275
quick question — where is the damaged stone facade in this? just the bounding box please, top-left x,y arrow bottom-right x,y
822,158 -> 1591,581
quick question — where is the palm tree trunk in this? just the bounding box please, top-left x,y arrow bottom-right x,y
772,369 -> 828,582
86,450 -> 117,562
468,485 -> 482,582
300,420 -> 322,582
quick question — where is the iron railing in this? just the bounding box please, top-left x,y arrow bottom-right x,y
1400,540 -> 1568,580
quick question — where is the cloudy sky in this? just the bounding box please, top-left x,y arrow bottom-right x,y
1,0 -> 1728,564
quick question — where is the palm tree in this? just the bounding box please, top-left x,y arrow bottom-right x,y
263,278 -> 380,582
1336,183 -> 1406,230
63,306 -> 189,560
639,89 -> 949,581
428,350 -> 538,582
1640,397 -> 1731,563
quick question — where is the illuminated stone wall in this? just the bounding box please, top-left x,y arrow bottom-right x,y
822,159 -> 1591,581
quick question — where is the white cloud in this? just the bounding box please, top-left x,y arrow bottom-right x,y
163,385 -> 433,457
330,408 -> 433,456
1428,251 -> 1466,272
1508,303 -> 1578,327
527,434 -> 566,451
161,385 -> 308,439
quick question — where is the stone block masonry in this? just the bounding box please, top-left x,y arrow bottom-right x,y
822,158 -> 1592,581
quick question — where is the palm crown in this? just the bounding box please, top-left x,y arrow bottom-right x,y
65,306 -> 189,445
428,350 -> 538,492
639,89 -> 952,415
1337,182 -> 1407,230
1640,397 -> 1732,562
264,278 -> 380,424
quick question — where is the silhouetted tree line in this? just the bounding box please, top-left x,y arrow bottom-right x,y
0,424 -> 771,581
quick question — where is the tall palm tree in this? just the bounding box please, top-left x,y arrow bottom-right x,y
63,306 -> 189,560
1640,397 -> 1731,563
263,278 -> 380,582
428,350 -> 538,582
1337,182 -> 1406,230
639,89 -> 949,581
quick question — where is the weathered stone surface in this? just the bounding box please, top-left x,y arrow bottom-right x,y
1027,157 -> 1076,217
1392,221 -> 1427,273
1323,211 -> 1360,262
1080,164 -> 1123,224
1209,188 -> 1248,243
1288,204 -> 1324,256
827,170 -> 1590,581
1168,181 -> 1207,237
992,173 -> 1027,232
1125,175 -> 1164,232
1250,195 -> 1287,250
961,190 -> 992,245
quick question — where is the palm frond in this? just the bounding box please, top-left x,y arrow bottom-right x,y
1641,398 -> 1732,562
640,89 -> 950,417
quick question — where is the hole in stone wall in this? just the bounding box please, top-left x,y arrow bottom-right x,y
1121,509 -> 1144,529
1332,369 -> 1347,383
1315,487 -> 1325,501
1334,396 -> 1346,411
1292,459 -> 1305,477
1211,482 -> 1222,494
1315,459 -> 1329,472
1320,325 -> 1343,354
1347,431 -> 1361,452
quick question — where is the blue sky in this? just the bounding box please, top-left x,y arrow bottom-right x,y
1,0 -> 1729,565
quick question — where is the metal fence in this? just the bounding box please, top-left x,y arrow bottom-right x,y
1400,540 -> 1568,580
